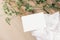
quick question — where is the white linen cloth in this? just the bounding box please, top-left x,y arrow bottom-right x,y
21,12 -> 60,40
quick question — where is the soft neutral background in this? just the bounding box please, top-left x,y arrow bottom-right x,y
0,0 -> 35,40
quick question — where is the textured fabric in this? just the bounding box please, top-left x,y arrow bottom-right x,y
31,12 -> 60,40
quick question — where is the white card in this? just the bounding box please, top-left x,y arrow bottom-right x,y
21,12 -> 46,32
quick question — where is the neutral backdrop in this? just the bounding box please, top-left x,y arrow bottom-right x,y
0,0 -> 35,40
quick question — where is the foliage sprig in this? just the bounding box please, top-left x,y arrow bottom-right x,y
3,0 -> 60,25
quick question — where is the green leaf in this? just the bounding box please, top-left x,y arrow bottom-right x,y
25,4 -> 33,12
16,0 -> 23,9
36,0 -> 46,4
56,0 -> 60,2
15,12 -> 20,15
5,17 -> 11,25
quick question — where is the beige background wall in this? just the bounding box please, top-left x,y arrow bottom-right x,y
0,0 -> 35,40
0,15 -> 36,40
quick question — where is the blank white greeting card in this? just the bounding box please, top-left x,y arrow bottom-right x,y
21,12 -> 46,32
